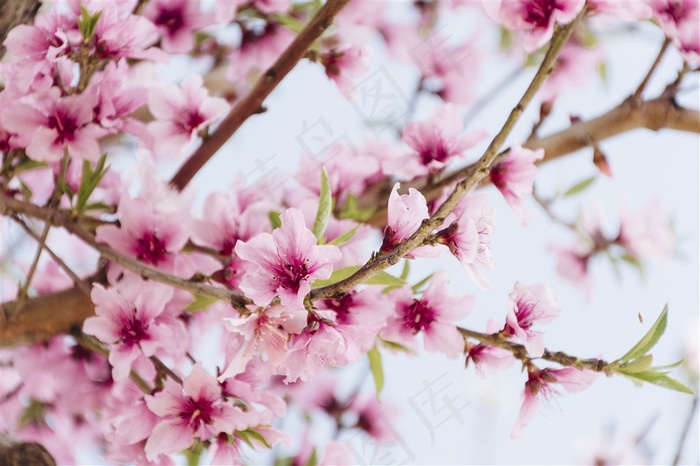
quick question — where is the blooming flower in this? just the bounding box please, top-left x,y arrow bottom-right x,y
227,21 -> 294,83
381,271 -> 473,358
147,74 -> 229,158
503,282 -> 561,357
490,145 -> 544,224
321,44 -> 370,97
235,208 -> 342,308
381,183 -> 435,258
142,0 -> 212,53
512,367 -> 598,438
1,87 -> 105,162
83,281 -> 187,380
617,199 -> 674,262
486,0 -> 586,52
384,104 -> 486,179
144,364 -> 244,460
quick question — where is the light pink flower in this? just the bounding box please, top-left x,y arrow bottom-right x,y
144,364 -> 245,461
385,104 -> 486,179
96,195 -> 190,271
381,271 -> 473,358
487,0 -> 586,52
83,281 -> 187,380
235,208 -> 342,308
549,244 -> 593,296
466,321 -> 516,375
91,3 -> 166,61
227,22 -> 294,83
490,145 -> 544,225
540,41 -> 605,101
3,11 -> 76,62
321,44 -> 370,97
503,282 -> 561,357
512,367 -> 599,438
1,87 -> 105,162
142,0 -> 212,53
436,192 -> 496,289
148,74 -> 229,158
587,0 -> 652,20
381,183 -> 438,259
617,199 -> 674,262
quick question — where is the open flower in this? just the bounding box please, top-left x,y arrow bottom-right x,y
503,282 -> 561,357
235,208 -> 342,309
490,145 -> 544,225
381,183 -> 437,258
321,44 -> 370,97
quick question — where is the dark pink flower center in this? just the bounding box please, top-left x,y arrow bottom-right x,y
523,0 -> 556,28
321,49 -> 345,77
658,0 -> 693,24
180,396 -> 215,430
241,22 -> 277,49
118,314 -> 149,347
419,143 -> 450,165
273,257 -> 310,293
402,299 -> 436,333
323,293 -> 355,325
489,161 -> 508,189
513,297 -> 538,329
154,7 -> 185,35
179,110 -> 206,134
47,109 -> 79,144
134,231 -> 168,265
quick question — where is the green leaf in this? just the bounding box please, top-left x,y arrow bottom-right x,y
271,13 -> 305,33
312,168 -> 333,242
269,211 -> 282,229
75,154 -> 109,213
563,176 -> 596,197
328,226 -> 358,247
78,5 -> 102,40
620,252 -> 645,279
183,440 -> 203,466
367,346 -> 385,395
378,337 -> 415,354
615,354 -> 653,374
411,273 -> 434,293
240,428 -> 272,449
305,447 -> 318,466
312,266 -> 405,288
339,193 -> 375,222
621,370 -> 695,395
619,304 -> 668,362
185,295 -> 218,312
274,456 -> 294,466
649,359 -> 686,372
399,260 -> 411,281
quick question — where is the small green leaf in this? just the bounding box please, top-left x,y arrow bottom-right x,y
378,337 -> 415,354
78,5 -> 102,40
312,266 -> 405,288
312,168 -> 332,242
76,154 -> 109,212
620,252 -> 645,279
185,295 -> 218,312
183,440 -> 203,466
339,193 -> 375,222
411,273 -> 434,293
615,354 -> 653,374
621,370 -> 695,395
649,359 -> 686,372
271,14 -> 305,34
269,211 -> 282,229
365,272 -> 406,287
367,346 -> 385,395
399,260 -> 411,281
240,428 -> 272,449
274,456 -> 294,466
305,447 -> 318,466
619,304 -> 668,362
563,176 -> 596,197
328,226 -> 358,247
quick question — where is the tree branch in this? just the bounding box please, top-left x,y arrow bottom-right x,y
0,0 -> 42,59
169,0 -> 351,191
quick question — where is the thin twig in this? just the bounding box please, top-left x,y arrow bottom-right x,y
634,38 -> 671,98
169,0 -> 351,191
672,395 -> 699,465
150,356 -> 183,385
310,12 -> 585,301
11,216 -> 91,296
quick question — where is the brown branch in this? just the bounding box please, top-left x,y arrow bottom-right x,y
0,0 -> 42,59
169,0 -> 351,190
634,38 -> 671,98
309,13 -> 584,301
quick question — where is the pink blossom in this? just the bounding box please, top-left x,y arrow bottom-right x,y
385,104 -> 486,178
227,22 -> 294,83
350,396 -> 398,442
541,42 -> 605,101
586,0 -> 652,20
436,192 -> 496,289
83,281 -> 188,380
617,199 -> 674,262
550,244 -> 593,296
3,11 -> 76,62
321,44 -> 370,97
320,441 -> 357,466
235,208 -> 342,308
96,195 -> 190,272
487,0 -> 586,52
503,282 -> 561,357
91,4 -> 166,61
381,183 -> 437,258
144,364 -> 245,461
1,87 -> 105,162
381,271 -> 473,358
148,74 -> 229,158
466,321 -> 516,374
490,145 -> 544,224
143,0 -> 212,53
512,367 -> 599,438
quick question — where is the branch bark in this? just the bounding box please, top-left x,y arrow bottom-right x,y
0,0 -> 42,59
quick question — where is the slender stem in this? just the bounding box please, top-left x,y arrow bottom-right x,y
458,326 -> 611,372
150,356 -> 183,385
11,216 -> 92,296
310,13 -> 584,301
673,395 -> 699,465
634,38 -> 671,98
13,222 -> 50,306
169,0 -> 351,191
531,186 -> 578,230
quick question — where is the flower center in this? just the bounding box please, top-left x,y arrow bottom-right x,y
180,397 -> 215,430
524,0 -> 556,28
402,299 -> 436,333
47,110 -> 79,144
419,144 -> 450,165
323,293 -> 355,325
118,314 -> 149,347
135,231 -> 168,265
154,7 -> 185,35
273,258 -> 309,292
